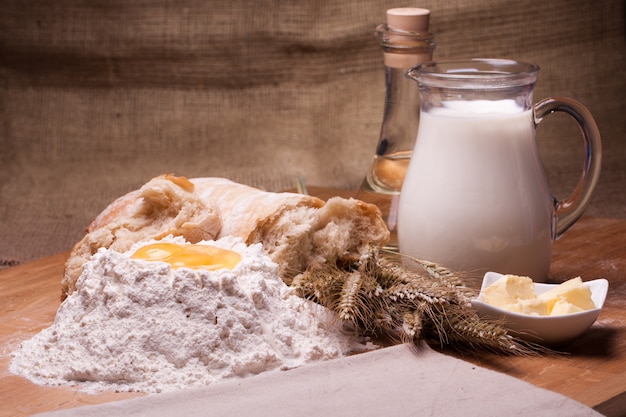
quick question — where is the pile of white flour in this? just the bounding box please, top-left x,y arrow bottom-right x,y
10,236 -> 371,393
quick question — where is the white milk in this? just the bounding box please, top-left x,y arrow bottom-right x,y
397,105 -> 554,279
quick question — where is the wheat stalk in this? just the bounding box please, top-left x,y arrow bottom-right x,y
292,247 -> 541,355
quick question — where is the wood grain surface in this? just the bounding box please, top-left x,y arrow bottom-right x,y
1,212 -> 625,417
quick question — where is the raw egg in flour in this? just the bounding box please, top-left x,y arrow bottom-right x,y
131,242 -> 241,270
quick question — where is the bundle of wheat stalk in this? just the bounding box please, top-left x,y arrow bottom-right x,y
292,247 -> 541,355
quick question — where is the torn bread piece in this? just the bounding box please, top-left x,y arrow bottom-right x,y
61,175 -> 221,298
192,178 -> 390,283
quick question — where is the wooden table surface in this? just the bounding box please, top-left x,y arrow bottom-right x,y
452,215 -> 626,417
1,188 -> 625,417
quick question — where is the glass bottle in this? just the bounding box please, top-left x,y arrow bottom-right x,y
356,8 -> 435,250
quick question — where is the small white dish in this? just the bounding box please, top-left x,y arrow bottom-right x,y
471,272 -> 609,346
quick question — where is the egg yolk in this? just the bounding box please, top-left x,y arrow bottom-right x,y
130,243 -> 241,270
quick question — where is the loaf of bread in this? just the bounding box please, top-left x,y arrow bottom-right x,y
62,175 -> 390,298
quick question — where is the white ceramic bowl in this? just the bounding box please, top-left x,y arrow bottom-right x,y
471,272 -> 609,346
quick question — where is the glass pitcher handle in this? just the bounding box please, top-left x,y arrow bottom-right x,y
534,97 -> 602,239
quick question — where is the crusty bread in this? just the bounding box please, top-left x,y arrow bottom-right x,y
62,175 -> 390,297
61,175 -> 221,298
192,178 -> 390,282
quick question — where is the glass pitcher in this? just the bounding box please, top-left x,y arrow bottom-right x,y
397,59 -> 602,281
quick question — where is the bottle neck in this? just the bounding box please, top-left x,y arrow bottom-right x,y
377,23 -> 435,69
375,23 -> 434,157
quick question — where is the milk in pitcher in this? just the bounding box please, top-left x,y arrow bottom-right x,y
397,101 -> 554,278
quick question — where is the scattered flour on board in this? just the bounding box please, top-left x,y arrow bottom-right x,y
10,236 -> 374,393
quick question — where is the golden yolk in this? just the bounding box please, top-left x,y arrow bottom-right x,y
132,243 -> 185,261
130,243 -> 241,270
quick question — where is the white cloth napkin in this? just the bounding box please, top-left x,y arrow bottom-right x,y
34,343 -> 602,417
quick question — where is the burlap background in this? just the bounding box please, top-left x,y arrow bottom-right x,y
1,0 -> 625,267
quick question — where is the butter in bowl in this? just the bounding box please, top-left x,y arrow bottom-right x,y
471,272 -> 609,346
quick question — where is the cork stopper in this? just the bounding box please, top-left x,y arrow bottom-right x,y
386,8 -> 430,33
382,8 -> 433,68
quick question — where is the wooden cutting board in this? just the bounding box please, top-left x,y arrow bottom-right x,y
1,214 -> 625,417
